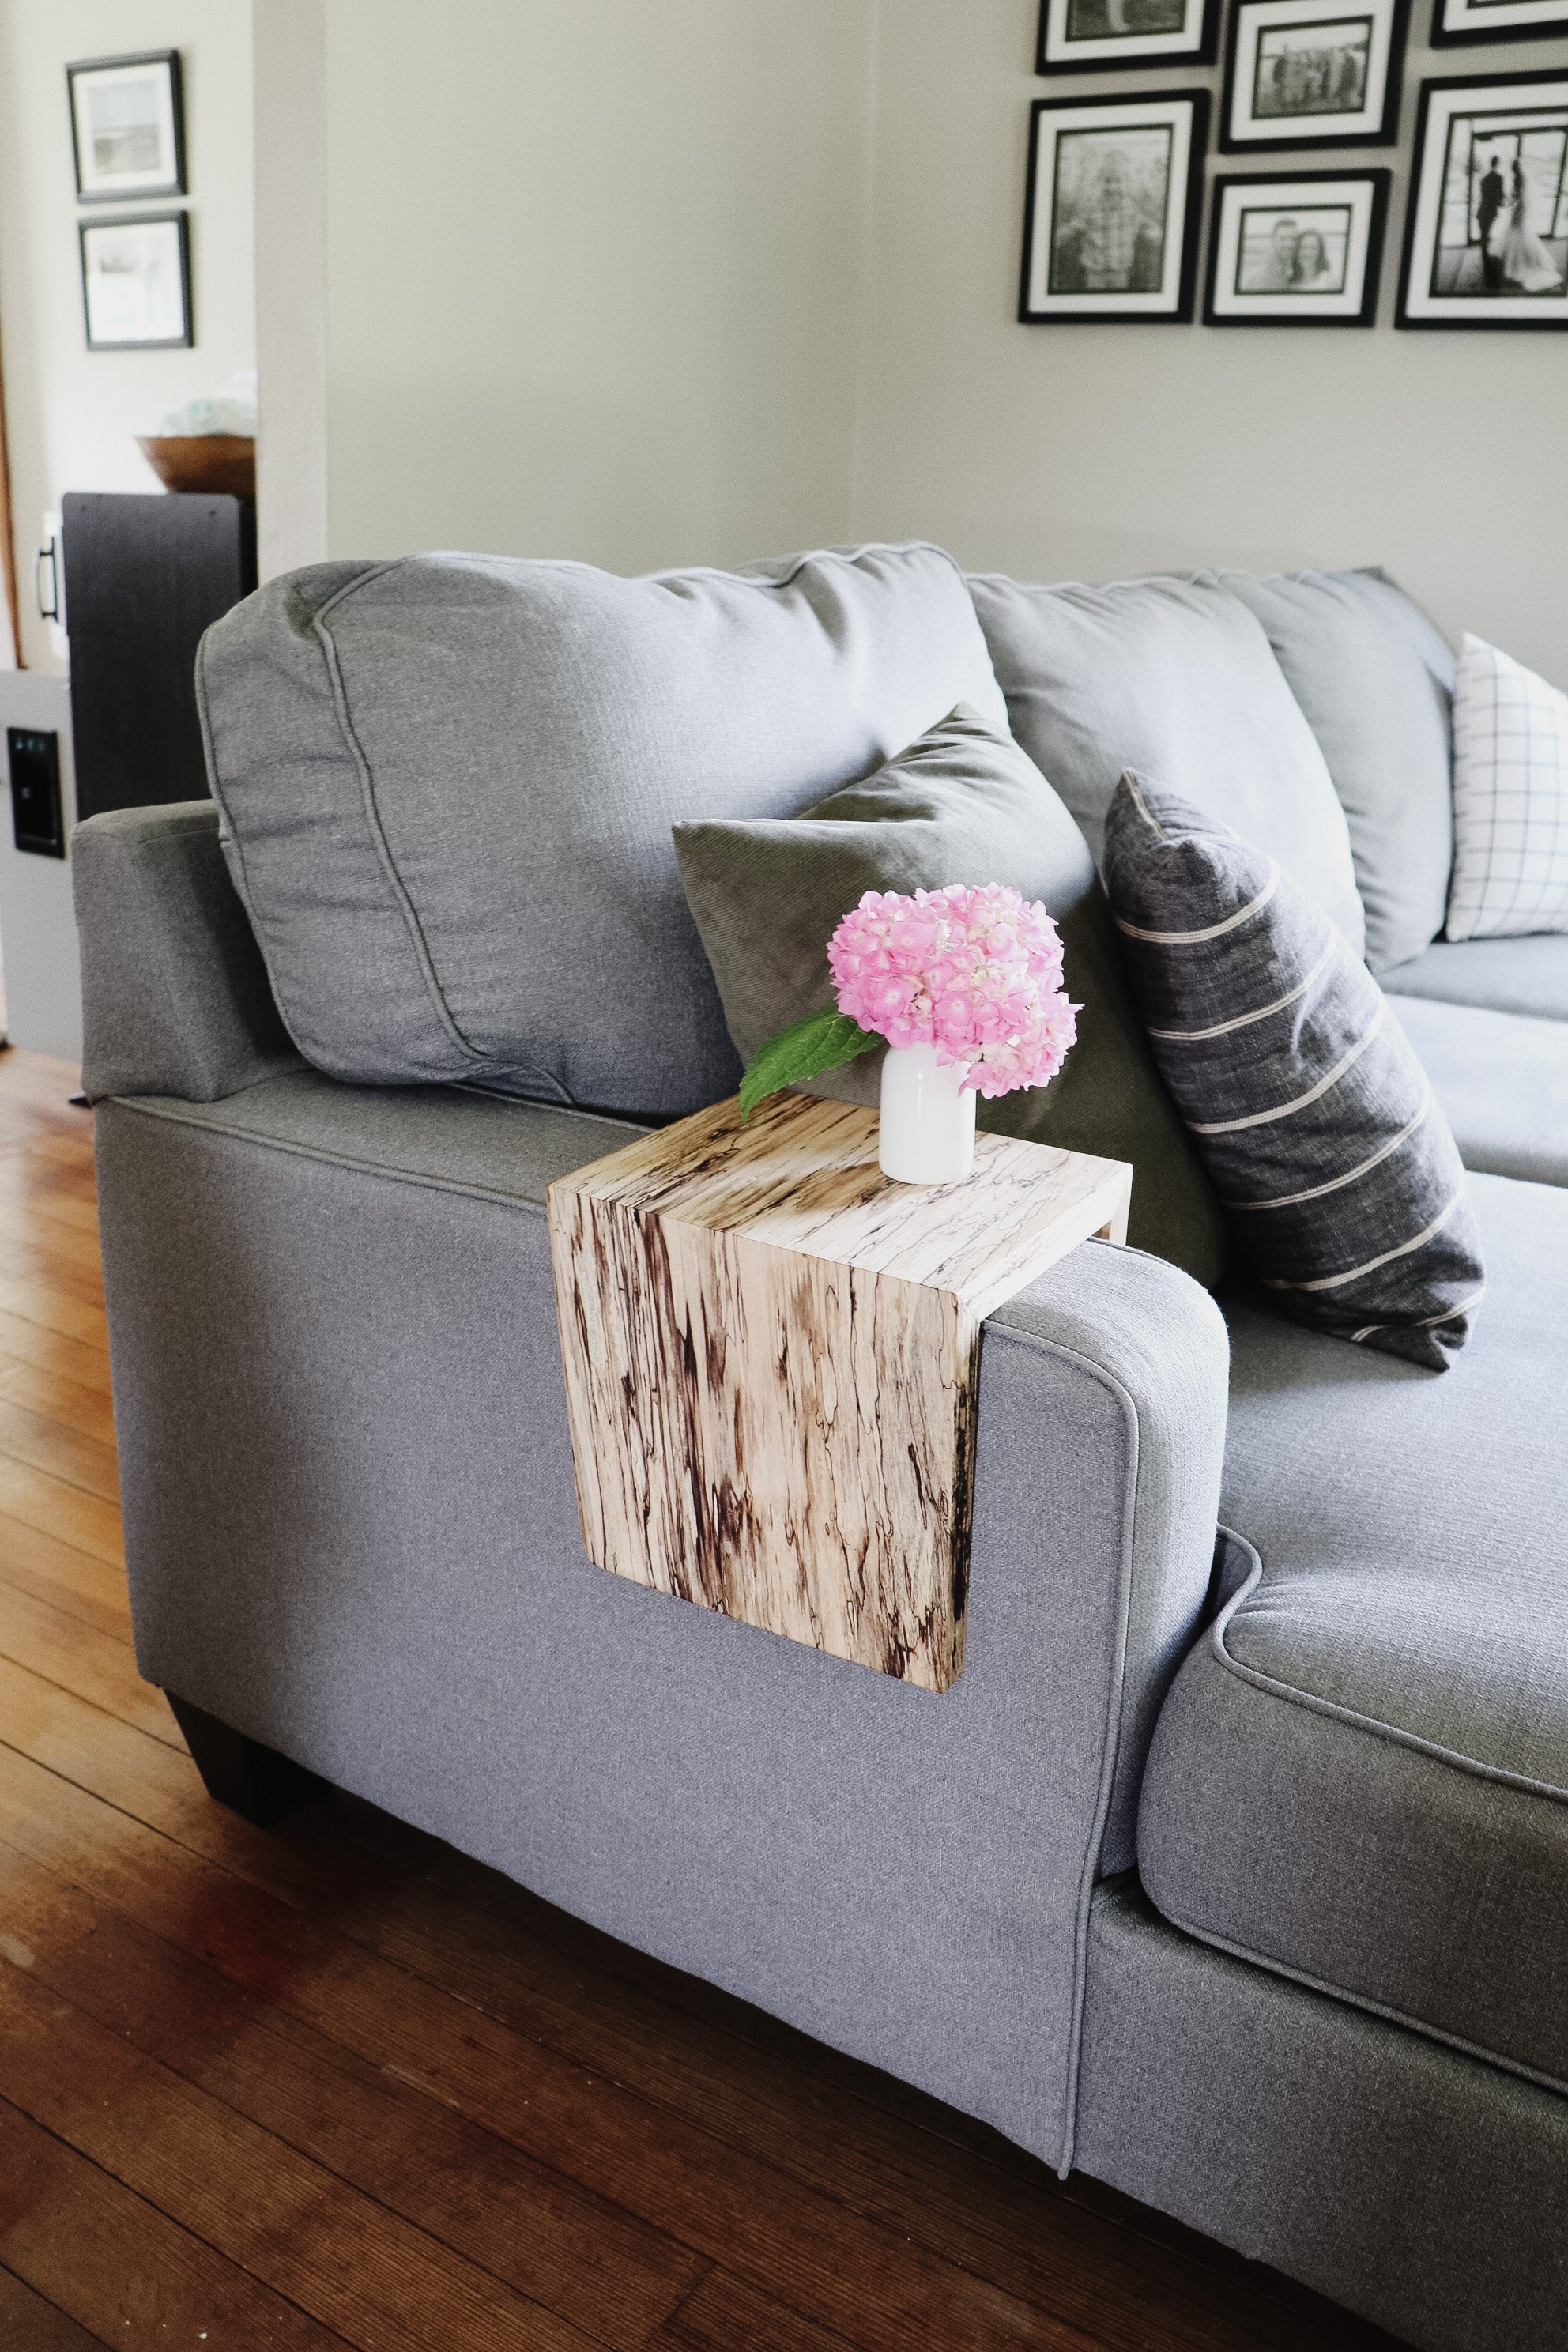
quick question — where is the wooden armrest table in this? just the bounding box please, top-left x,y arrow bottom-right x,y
548,1091 -> 1131,1693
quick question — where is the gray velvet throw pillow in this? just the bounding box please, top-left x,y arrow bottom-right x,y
1102,774 -> 1483,1370
673,705 -> 1225,1286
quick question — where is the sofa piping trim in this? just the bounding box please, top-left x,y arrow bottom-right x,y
986,1287 -> 1177,2182
109,1091 -> 646,1216
1208,1547 -> 1568,1806
1149,1898 -> 1568,2105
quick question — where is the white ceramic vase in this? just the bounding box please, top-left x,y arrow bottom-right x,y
877,1042 -> 976,1185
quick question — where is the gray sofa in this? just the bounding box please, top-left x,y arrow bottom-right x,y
74,546 -> 1568,2352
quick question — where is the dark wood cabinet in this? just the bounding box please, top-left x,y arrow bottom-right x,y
61,490 -> 257,824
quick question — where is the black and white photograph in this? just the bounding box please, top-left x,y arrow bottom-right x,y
79,213 -> 192,350
1037,0 -> 1220,71
1398,70 -> 1568,323
1205,169 -> 1390,318
1253,18 -> 1370,114
1433,0 -> 1568,44
66,50 -> 185,202
1222,0 -> 1408,145
1020,92 -> 1209,320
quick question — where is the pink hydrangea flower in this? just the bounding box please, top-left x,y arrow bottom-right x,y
827,883 -> 1079,1099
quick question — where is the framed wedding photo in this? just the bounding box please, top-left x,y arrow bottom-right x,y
1397,70 -> 1568,327
80,213 -> 192,351
1205,169 -> 1391,319
1433,0 -> 1568,44
1220,0 -> 1408,149
1020,92 -> 1209,322
1037,0 -> 1220,72
67,51 -> 185,203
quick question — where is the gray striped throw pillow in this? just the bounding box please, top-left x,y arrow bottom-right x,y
1103,775 -> 1483,1371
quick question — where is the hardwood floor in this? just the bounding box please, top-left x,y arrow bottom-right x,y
0,1042 -> 1403,2352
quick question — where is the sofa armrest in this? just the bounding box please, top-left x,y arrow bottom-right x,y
73,801 -> 303,1102
983,1241 -> 1230,1878
95,1076 -> 1227,2174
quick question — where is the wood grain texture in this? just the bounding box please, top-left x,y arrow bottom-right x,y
550,1091 -> 1131,1691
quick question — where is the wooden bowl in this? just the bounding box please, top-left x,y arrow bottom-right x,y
136,434 -> 256,499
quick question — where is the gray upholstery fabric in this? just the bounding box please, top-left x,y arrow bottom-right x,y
72,803 -> 303,1103
1389,994 -> 1568,1186
1138,1170 -> 1568,2092
967,569 -> 1366,958
198,545 -> 1008,1116
94,1074 -> 1227,2170
1379,932 -> 1568,1022
1077,1882 -> 1568,2352
673,703 -> 1224,1285
1219,567 -> 1455,973
1103,777 -> 1483,1370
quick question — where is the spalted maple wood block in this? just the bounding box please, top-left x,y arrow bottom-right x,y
548,1092 -> 1132,1693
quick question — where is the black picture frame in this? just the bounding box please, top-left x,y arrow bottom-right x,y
79,212 -> 193,352
1204,167 -> 1391,320
1019,89 -> 1211,323
1036,0 -> 1222,73
1431,0 -> 1568,39
67,49 -> 186,202
1219,0 -> 1408,150
1396,66 -> 1568,329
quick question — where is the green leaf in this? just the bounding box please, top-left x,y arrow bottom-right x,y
738,1009 -> 880,1121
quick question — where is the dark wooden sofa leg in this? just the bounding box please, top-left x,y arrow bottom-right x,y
166,1694 -> 317,1826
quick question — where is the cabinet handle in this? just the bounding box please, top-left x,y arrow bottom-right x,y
35,542 -> 59,623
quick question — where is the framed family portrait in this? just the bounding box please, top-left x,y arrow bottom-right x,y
1398,70 -> 1568,326
67,51 -> 185,202
1020,92 -> 1210,322
80,213 -> 192,351
1220,0 -> 1408,148
1205,169 -> 1391,319
1432,0 -> 1568,43
1037,0 -> 1220,71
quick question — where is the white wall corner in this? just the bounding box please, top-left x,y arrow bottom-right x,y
254,0 -> 327,580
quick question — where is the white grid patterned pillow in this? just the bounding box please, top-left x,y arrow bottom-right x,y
1446,633 -> 1568,942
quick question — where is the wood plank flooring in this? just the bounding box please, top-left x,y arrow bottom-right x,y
0,1043 -> 1404,2352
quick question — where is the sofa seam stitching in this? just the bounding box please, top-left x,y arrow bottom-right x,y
308,592 -> 487,1069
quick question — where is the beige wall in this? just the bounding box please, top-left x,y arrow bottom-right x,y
0,0 -> 255,672
254,0 -> 326,580
851,0 -> 1568,681
321,0 -> 876,571
270,0 -> 1566,678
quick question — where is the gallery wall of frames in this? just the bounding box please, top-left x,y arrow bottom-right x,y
1020,0 -> 1568,326
67,50 -> 194,352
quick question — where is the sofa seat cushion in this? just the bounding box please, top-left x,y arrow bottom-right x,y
1389,994 -> 1568,1186
1378,932 -> 1568,1023
198,544 -> 1008,1118
967,571 -> 1366,958
1138,1170 -> 1568,2092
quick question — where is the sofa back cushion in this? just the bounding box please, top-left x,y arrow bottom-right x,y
1219,568 -> 1455,973
967,571 -> 1366,960
196,545 -> 1008,1116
